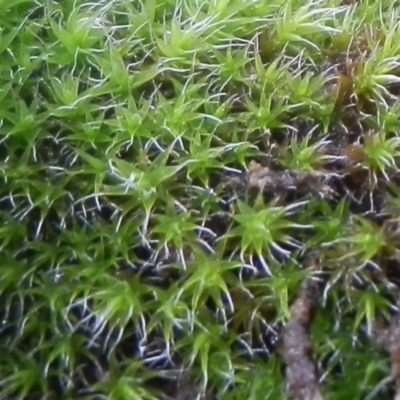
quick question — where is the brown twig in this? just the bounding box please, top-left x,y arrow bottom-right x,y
226,160 -> 335,197
282,279 -> 324,400
368,293 -> 400,400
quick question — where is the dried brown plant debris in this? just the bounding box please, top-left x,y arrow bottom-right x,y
282,279 -> 323,400
227,160 -> 335,197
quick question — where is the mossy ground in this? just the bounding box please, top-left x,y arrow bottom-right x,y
2,0 -> 400,399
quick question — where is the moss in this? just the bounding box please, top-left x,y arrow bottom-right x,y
2,0 -> 400,399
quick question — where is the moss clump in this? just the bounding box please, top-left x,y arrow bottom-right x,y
2,0 -> 400,399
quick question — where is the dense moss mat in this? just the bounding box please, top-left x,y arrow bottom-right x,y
3,0 -> 400,399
